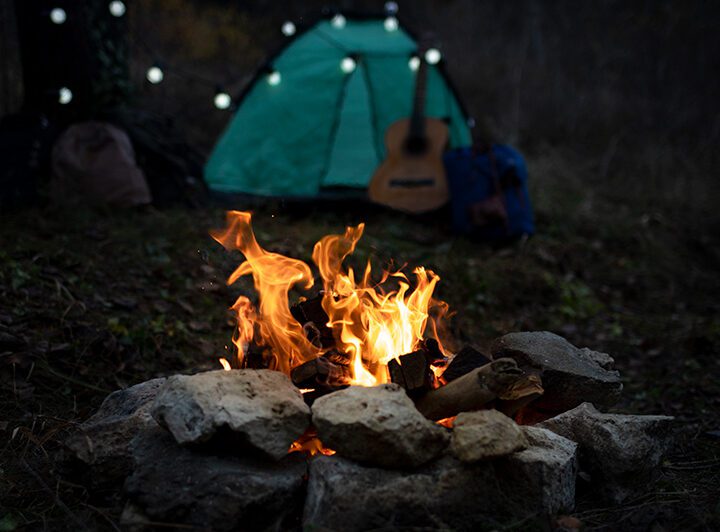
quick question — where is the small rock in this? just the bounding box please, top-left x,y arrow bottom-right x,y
64,378 -> 165,481
539,402 -> 675,503
492,331 -> 622,415
304,428 -> 577,531
312,383 -> 449,468
123,427 -> 306,531
451,409 -> 528,462
151,369 -> 310,460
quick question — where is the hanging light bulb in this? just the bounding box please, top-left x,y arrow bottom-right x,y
58,87 -> 73,105
384,16 -> 399,32
214,89 -> 232,110
49,7 -> 66,24
331,14 -> 346,29
384,2 -> 399,15
408,55 -> 420,71
108,1 -> 126,17
340,57 -> 356,73
146,65 -> 164,84
267,70 -> 281,86
281,21 -> 296,36
424,48 -> 442,65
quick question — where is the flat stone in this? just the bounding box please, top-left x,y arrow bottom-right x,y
123,426 -> 306,531
450,409 -> 528,462
539,402 -> 675,503
304,427 -> 577,531
64,378 -> 165,481
150,369 -> 310,460
311,383 -> 449,468
491,331 -> 622,415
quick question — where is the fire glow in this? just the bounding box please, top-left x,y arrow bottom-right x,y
211,211 -> 448,386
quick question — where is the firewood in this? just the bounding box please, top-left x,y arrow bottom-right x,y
291,356 -> 351,389
441,345 -> 492,382
495,373 -> 544,418
290,294 -> 335,348
388,349 -> 434,397
414,358 -> 537,421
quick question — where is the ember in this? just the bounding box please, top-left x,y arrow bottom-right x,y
211,210 -> 449,386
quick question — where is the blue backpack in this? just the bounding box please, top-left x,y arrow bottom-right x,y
443,143 -> 535,240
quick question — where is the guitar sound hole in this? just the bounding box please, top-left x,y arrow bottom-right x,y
404,136 -> 428,155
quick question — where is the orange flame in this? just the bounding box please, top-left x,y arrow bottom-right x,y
211,211 -> 447,385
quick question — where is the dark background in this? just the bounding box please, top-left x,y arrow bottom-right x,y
1,1 -> 719,530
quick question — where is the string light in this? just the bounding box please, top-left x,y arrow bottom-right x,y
214,89 -> 231,110
341,56 -> 356,73
58,87 -> 73,104
384,16 -> 399,32
267,70 -> 281,86
281,21 -> 296,36
408,55 -> 420,71
384,2 -> 399,14
108,1 -> 126,17
331,14 -> 346,29
49,7 -> 66,24
146,65 -> 164,84
425,48 -> 442,65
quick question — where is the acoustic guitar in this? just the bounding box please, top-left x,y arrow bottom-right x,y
368,47 -> 450,214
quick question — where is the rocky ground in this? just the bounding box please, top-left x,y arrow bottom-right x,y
1,167 -> 719,530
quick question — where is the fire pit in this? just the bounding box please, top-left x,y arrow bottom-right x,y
64,211 -> 676,531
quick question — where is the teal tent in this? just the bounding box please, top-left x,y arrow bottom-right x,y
205,15 -> 471,198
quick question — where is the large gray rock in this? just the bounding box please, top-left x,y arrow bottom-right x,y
304,427 -> 577,531
123,427 -> 306,532
539,402 -> 675,503
151,369 -> 310,460
492,331 -> 622,415
450,409 -> 528,462
311,383 -> 449,468
510,427 -> 579,514
64,378 -> 165,481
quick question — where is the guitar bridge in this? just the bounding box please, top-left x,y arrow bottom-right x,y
389,178 -> 435,188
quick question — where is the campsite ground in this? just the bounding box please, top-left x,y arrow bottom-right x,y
1,152 -> 719,531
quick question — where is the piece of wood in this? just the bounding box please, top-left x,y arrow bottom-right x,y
414,358 -> 533,421
495,373 -> 545,418
290,294 -> 335,348
290,356 -> 351,389
388,349 -> 433,396
441,345 -> 493,382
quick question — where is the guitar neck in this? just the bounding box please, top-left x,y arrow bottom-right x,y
409,57 -> 428,139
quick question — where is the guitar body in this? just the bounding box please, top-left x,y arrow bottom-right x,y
369,117 -> 450,213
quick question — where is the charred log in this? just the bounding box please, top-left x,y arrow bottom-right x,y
414,358 -> 543,421
388,350 -> 434,397
290,294 -> 335,348
442,345 -> 493,382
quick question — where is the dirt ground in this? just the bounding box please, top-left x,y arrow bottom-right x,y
1,167 -> 719,530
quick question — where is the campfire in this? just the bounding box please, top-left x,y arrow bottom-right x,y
209,211 -> 541,440
210,210 -> 448,386
63,211 -> 676,531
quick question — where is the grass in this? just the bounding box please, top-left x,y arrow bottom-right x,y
1,159 -> 719,530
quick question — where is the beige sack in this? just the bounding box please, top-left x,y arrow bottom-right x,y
51,122 -> 151,207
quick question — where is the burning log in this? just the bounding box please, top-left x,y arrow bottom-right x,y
414,358 -> 543,421
388,350 -> 433,396
290,293 -> 335,349
291,355 -> 351,389
290,351 -> 352,404
388,339 -> 446,397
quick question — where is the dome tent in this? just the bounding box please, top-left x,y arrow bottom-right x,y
204,13 -> 471,198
